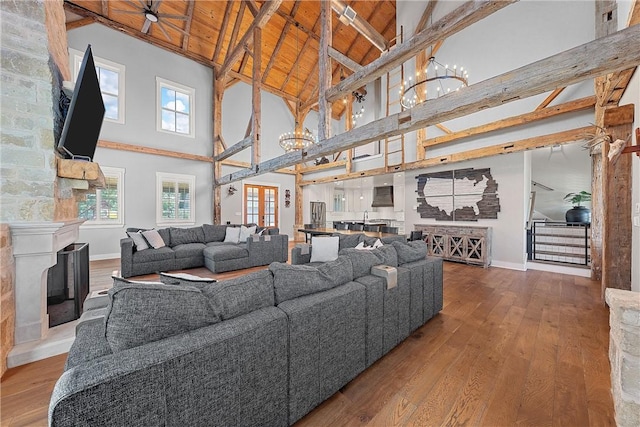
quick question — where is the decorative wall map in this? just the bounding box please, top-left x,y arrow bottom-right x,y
416,168 -> 500,221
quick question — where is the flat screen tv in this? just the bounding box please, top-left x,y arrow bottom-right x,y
57,45 -> 105,161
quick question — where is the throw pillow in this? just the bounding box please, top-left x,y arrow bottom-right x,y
202,224 -> 228,242
105,282 -> 219,352
372,239 -> 384,249
354,241 -> 375,251
223,226 -> 241,243
142,229 -> 165,249
310,236 -> 339,263
112,276 -> 164,287
127,231 -> 149,251
169,227 -> 205,246
239,225 -> 257,242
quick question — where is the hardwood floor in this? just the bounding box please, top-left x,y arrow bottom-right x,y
0,258 -> 614,426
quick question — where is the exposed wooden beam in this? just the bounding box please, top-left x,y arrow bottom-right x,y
221,159 -> 296,175
414,0 -> 439,35
435,124 -> 453,134
181,0 -> 195,51
299,127 -> 595,186
100,0 -> 108,16
66,17 -> 94,30
217,24 -> 640,185
252,26 -> 262,167
214,136 -> 253,162
212,0 -> 234,63
245,0 -> 258,16
275,6 -> 320,43
281,20 -> 317,92
326,0 -> 515,103
219,0 -> 282,78
97,140 -> 212,163
299,159 -> 347,174
328,46 -> 362,72
536,88 -> 565,110
225,1 -> 246,70
422,96 -> 595,147
318,0 -> 332,141
262,2 -> 301,83
226,69 -> 298,104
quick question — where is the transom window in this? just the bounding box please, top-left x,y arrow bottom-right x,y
156,77 -> 194,137
78,166 -> 125,226
71,49 -> 125,124
156,172 -> 195,225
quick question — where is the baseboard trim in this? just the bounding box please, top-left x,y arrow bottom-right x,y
490,260 -> 527,271
526,261 -> 591,277
90,253 -> 120,261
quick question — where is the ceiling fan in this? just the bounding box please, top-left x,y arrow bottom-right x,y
112,0 -> 189,42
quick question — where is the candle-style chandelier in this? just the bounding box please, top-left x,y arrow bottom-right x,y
279,22 -> 317,152
400,56 -> 468,109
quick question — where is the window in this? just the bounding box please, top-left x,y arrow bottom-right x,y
156,77 -> 194,137
157,172 -> 195,225
71,49 -> 125,123
333,188 -> 346,212
244,184 -> 278,227
78,166 -> 124,226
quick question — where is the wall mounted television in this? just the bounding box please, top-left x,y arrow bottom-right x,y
56,45 -> 105,161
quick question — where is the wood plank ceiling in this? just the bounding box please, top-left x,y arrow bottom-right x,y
64,0 -> 397,120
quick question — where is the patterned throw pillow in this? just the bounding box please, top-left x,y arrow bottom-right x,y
142,229 -> 166,249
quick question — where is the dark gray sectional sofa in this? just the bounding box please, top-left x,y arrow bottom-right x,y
49,239 -> 443,426
120,224 -> 288,277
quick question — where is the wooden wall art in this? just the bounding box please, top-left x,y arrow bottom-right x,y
416,167 -> 500,221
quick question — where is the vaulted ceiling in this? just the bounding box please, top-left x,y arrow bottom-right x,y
64,0 -> 397,119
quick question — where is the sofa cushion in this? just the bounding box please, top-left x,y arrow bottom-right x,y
224,226 -> 241,243
338,247 -> 398,279
172,243 -> 206,259
127,231 -> 149,251
170,226 -> 205,246
159,272 -> 217,287
333,233 -> 364,250
157,228 -> 171,247
269,257 -> 354,304
203,244 -> 249,261
105,282 -> 219,352
310,236 -> 339,263
200,270 -> 274,321
392,240 -> 427,264
132,246 -> 175,263
142,229 -> 166,249
202,224 -> 227,242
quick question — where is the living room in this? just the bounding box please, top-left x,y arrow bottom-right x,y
1,0 -> 640,425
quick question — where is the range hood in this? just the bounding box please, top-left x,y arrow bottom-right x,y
371,186 -> 394,207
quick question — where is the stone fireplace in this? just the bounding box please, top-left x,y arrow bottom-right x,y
0,0 -> 100,373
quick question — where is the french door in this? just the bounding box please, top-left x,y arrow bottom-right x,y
244,184 -> 278,227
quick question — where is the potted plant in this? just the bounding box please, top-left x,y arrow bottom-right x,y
563,191 -> 592,224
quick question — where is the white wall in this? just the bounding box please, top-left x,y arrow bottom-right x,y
404,152 -> 529,270
68,24 -> 214,259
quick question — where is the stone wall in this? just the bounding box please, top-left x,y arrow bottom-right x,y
0,225 -> 15,377
0,0 -> 77,373
606,288 -> 640,427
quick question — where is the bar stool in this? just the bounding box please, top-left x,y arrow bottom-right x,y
380,226 -> 398,234
349,223 -> 364,231
334,222 -> 349,230
409,230 -> 423,241
303,223 -> 317,243
363,224 -> 380,232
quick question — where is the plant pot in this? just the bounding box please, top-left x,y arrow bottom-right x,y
565,206 -> 591,224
